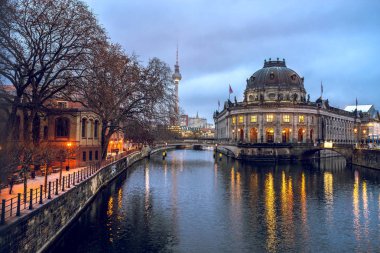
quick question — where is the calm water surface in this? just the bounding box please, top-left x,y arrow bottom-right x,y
50,149 -> 380,252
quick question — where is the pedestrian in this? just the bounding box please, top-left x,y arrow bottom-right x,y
9,174 -> 15,195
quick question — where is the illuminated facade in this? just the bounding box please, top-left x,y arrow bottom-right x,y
214,58 -> 358,144
1,96 -> 101,167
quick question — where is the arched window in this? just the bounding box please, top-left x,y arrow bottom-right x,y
55,117 -> 69,137
43,126 -> 48,140
94,120 -> 99,138
266,128 -> 274,143
250,128 -> 258,143
89,119 -> 94,138
82,118 -> 87,138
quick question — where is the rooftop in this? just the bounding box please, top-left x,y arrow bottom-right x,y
344,105 -> 373,112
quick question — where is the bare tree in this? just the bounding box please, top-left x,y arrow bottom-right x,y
34,142 -> 57,192
0,0 -> 105,144
73,43 -> 175,159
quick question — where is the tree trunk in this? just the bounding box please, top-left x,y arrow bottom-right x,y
59,161 -> 63,185
23,109 -> 30,142
4,97 -> 20,142
23,168 -> 28,204
101,122 -> 112,160
44,162 -> 49,193
32,113 -> 40,145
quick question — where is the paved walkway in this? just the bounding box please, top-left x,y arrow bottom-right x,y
0,166 -> 85,200
0,149 -> 138,201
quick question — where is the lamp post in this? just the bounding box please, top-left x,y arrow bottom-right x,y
66,142 -> 72,171
354,128 -> 358,148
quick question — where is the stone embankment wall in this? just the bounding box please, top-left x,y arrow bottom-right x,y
352,149 -> 380,170
0,149 -> 150,253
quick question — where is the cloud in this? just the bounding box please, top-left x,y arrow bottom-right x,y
84,0 -> 380,121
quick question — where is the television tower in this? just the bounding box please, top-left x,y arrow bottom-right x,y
172,45 -> 182,124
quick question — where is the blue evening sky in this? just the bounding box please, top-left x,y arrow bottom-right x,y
84,0 -> 380,123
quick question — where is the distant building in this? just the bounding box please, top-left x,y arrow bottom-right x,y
180,114 -> 188,127
188,112 -> 207,128
344,104 -> 380,144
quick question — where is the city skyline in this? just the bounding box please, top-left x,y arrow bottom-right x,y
86,0 -> 379,122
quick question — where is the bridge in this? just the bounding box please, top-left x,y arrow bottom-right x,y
152,139 -> 380,169
215,142 -> 355,162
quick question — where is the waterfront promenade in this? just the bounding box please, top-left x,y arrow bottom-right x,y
0,150 -> 139,225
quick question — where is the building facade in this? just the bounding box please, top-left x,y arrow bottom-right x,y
214,59 -> 359,144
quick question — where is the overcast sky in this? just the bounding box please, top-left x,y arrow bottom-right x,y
84,0 -> 380,123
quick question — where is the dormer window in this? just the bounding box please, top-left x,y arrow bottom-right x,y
270,73 -> 275,80
291,74 -> 296,81
57,101 -> 67,109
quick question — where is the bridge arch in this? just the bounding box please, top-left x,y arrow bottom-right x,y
301,146 -> 353,161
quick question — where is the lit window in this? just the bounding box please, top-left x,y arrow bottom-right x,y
283,114 -> 290,123
239,116 -> 244,123
232,117 -> 236,124
266,114 -> 274,122
250,115 -> 257,123
299,115 -> 305,123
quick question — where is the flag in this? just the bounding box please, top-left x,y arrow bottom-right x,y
321,81 -> 323,95
229,84 -> 233,94
218,100 -> 220,107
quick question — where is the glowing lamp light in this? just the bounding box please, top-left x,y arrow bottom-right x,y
67,142 -> 72,147
354,128 -> 358,133
302,129 -> 305,133
363,130 -> 367,134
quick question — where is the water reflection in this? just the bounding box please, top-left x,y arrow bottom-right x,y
51,150 -> 380,253
324,172 -> 333,223
353,170 -> 360,240
265,172 -> 277,252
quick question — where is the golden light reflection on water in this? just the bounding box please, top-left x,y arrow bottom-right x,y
107,196 -> 114,218
281,171 -> 294,247
265,172 -> 277,252
362,181 -> 369,238
230,167 -> 243,243
117,188 -> 123,221
324,172 -> 333,223
353,170 -> 360,240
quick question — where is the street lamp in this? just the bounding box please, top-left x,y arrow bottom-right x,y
66,142 -> 72,171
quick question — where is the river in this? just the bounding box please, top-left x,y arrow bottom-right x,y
49,149 -> 380,252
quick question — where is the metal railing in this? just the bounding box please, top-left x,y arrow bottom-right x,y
0,161 -> 102,225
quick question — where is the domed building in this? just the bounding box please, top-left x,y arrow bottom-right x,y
214,58 -> 358,145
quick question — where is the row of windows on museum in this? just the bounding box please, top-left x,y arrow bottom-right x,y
56,117 -> 99,138
231,114 -> 312,124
